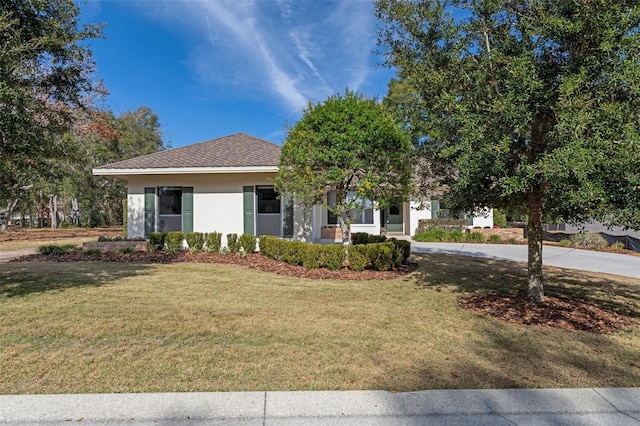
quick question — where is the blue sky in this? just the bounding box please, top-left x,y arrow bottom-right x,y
82,0 -> 397,148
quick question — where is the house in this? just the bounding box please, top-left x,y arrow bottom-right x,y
93,133 -> 492,242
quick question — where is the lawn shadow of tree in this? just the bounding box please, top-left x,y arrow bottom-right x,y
0,261 -> 158,298
407,253 -> 640,318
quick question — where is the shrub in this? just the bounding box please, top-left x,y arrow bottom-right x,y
258,235 -> 282,259
116,247 -> 134,255
413,229 -> 449,242
388,238 -> 411,263
205,232 -> 222,253
148,232 -> 166,252
82,248 -> 102,256
449,230 -> 466,242
347,246 -> 368,271
610,241 -> 625,251
493,209 -> 507,228
488,234 -> 502,244
185,232 -> 205,251
322,245 -> 346,270
281,241 -> 307,265
466,232 -> 485,243
351,232 -> 388,245
362,242 -> 396,271
558,239 -> 573,248
570,232 -> 608,250
165,231 -> 184,253
302,244 -> 323,269
38,244 -> 75,256
226,234 -> 239,253
239,234 -> 257,253
507,237 -> 518,244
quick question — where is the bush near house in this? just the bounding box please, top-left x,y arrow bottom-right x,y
258,235 -> 409,272
205,232 -> 222,253
38,244 -> 76,256
238,234 -> 257,253
148,232 -> 166,252
165,232 -> 185,253
226,234 -> 240,253
185,232 -> 205,252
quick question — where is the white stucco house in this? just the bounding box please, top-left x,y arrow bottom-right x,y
93,133 -> 492,241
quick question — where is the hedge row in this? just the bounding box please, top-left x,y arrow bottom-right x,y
148,231 -> 257,254
259,235 -> 410,272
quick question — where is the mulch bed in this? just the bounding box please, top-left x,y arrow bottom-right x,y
11,251 -> 418,281
458,292 -> 634,333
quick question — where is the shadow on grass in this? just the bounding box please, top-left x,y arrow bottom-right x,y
408,253 -> 640,318
0,261 -> 157,298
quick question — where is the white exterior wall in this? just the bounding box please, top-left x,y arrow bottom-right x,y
471,208 -> 494,228
408,200 -> 432,236
126,173 -> 276,238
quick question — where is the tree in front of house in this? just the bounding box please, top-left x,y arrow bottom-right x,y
376,0 -> 640,302
275,90 -> 413,245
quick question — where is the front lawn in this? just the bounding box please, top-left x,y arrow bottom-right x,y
0,255 -> 638,394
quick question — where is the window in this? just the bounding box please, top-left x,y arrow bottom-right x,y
158,187 -> 182,215
256,186 -> 280,214
327,190 -> 373,225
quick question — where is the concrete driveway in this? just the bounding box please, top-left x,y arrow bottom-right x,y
411,242 -> 640,279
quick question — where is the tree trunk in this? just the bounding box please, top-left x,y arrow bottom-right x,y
1,199 -> 19,232
527,188 -> 544,302
337,210 -> 351,246
71,198 -> 80,226
49,194 -> 59,229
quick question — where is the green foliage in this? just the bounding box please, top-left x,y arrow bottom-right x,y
507,238 -> 518,245
275,89 -> 413,243
488,235 -> 503,244
226,234 -> 239,253
413,230 -> 450,242
322,245 -> 346,270
238,234 -> 257,253
258,235 -> 280,259
0,0 -> 102,207
281,241 -> 308,266
558,239 -> 573,248
570,232 -> 608,250
493,210 -> 507,228
116,247 -> 134,255
377,0 -> 640,298
466,232 -> 485,243
388,238 -> 411,262
38,244 -> 76,256
82,248 -> 102,256
346,247 -> 368,272
165,232 -> 184,253
302,245 -> 323,270
148,232 -> 166,252
205,232 -> 222,253
351,232 -> 388,245
611,242 -> 625,251
185,232 -> 205,252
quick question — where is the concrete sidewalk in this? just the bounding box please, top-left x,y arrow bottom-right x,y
1,388 -> 639,425
410,242 -> 640,279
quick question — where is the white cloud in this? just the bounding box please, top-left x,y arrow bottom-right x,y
135,0 -> 384,113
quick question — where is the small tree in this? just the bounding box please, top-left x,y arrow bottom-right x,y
275,90 -> 413,245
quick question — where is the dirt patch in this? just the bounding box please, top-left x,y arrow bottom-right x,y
458,292 -> 633,333
0,227 -> 122,243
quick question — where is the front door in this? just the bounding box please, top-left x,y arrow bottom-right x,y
386,204 -> 403,233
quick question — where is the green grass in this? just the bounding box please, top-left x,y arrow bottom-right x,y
0,255 -> 639,394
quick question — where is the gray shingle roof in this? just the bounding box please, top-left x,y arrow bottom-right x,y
94,133 -> 281,170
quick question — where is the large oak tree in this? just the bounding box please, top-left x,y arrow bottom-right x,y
1,0 -> 102,230
376,0 -> 640,301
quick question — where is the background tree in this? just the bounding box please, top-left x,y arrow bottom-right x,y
0,0 -> 102,230
275,90 -> 413,245
377,0 -> 640,302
